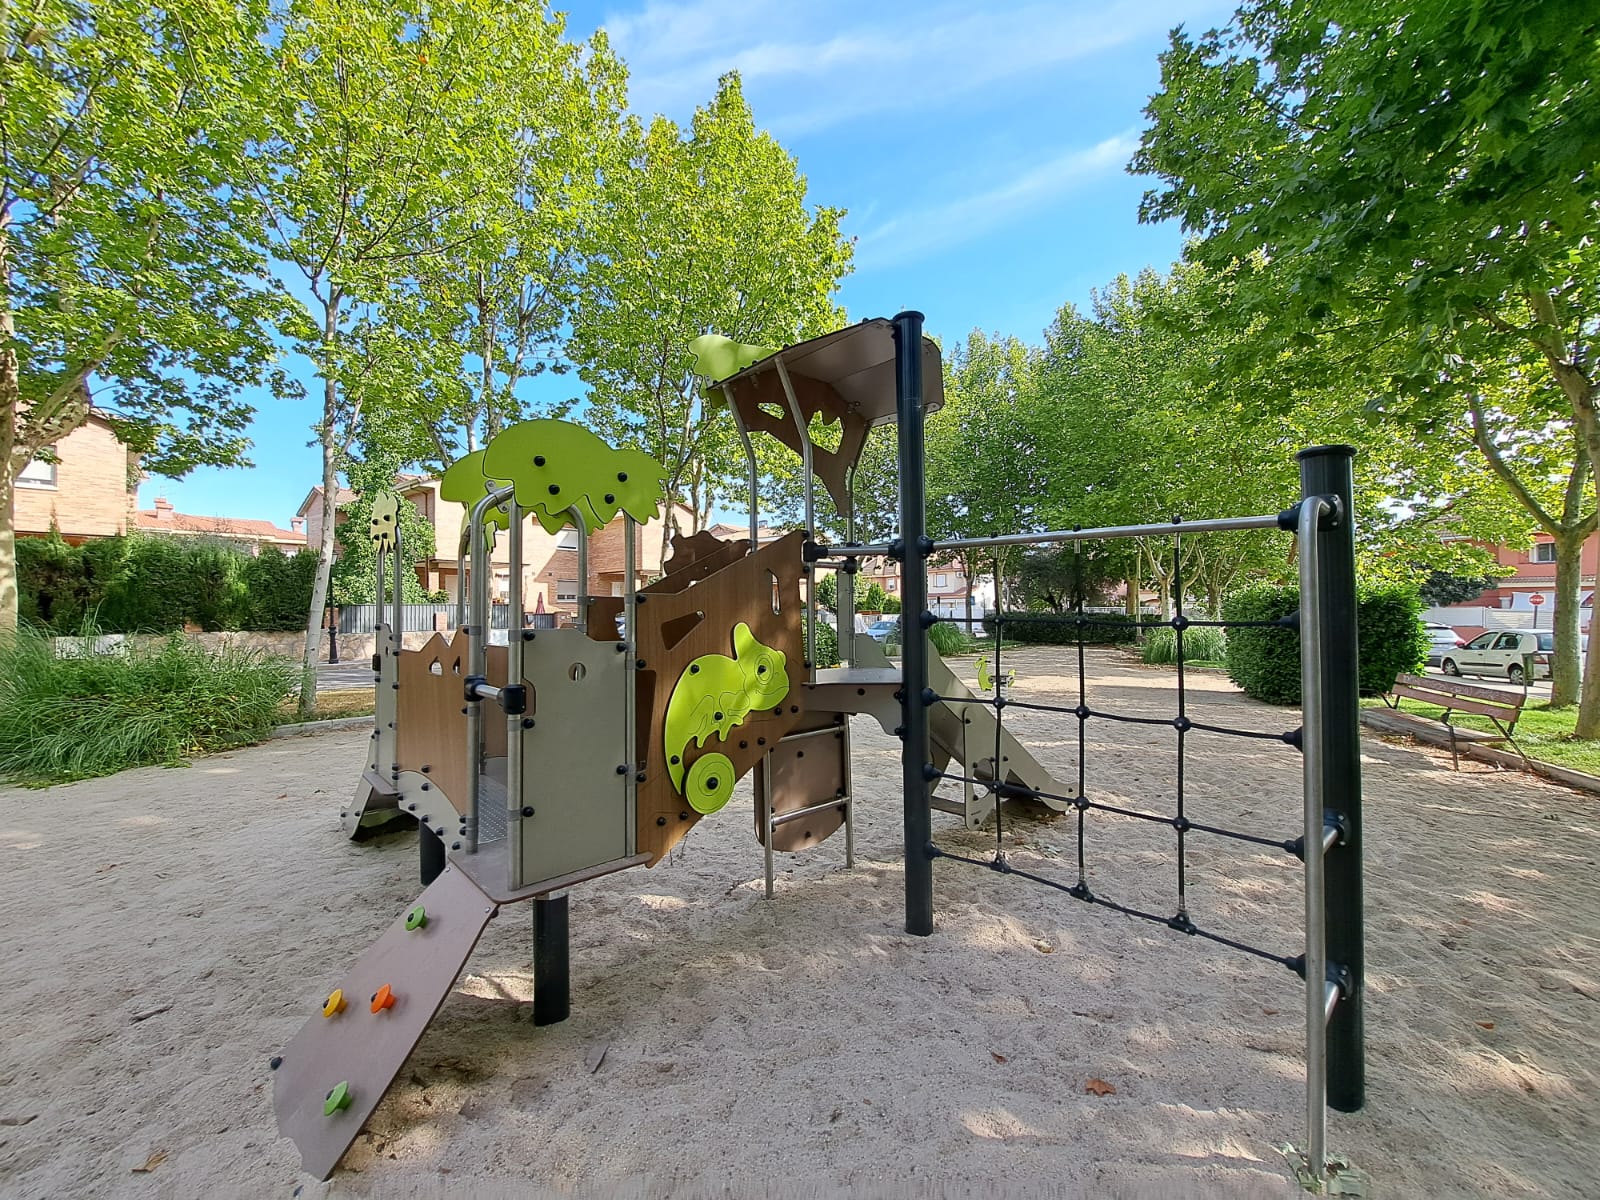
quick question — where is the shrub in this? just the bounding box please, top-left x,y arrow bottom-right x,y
980,610 -> 1141,646
1222,582 -> 1427,705
880,594 -> 902,614
813,619 -> 840,668
0,626 -> 298,785
929,620 -> 967,657
1141,625 -> 1228,665
244,546 -> 319,631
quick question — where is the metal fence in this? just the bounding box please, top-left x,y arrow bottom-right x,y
336,603 -> 558,633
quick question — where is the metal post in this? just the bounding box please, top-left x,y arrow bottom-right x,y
776,358 -> 817,670
894,311 -> 933,937
1298,494 -> 1330,1179
532,892 -> 570,1026
725,384 -> 760,551
568,506 -> 589,634
624,515 -> 638,852
374,544 -> 387,628
1299,445 -> 1363,1118
507,501 -> 525,891
392,519 -> 403,648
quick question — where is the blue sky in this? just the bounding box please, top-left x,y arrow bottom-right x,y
138,0 -> 1230,525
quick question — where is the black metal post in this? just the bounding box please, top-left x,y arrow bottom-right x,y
1298,445 -> 1363,1112
419,822 -> 445,886
326,607 -> 339,664
894,311 -> 933,937
533,893 -> 570,1026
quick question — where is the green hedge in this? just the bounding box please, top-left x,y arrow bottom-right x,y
981,610 -> 1141,645
17,532 -> 317,634
1222,582 -> 1427,704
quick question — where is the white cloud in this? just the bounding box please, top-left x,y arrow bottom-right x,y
853,132 -> 1141,267
594,0 -> 1226,130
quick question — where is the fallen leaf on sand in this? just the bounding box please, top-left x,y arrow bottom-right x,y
131,1003 -> 172,1023
0,1115 -> 36,1127
584,1043 -> 608,1074
131,1151 -> 167,1173
1085,1078 -> 1116,1097
1262,1008 -> 1279,1016
96,864 -> 117,874
1033,940 -> 1054,954
991,1052 -> 1008,1064
1476,1021 -> 1495,1030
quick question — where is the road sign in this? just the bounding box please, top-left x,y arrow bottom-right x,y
1530,594 -> 1546,606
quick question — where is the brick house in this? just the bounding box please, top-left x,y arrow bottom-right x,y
857,554 -> 991,619
13,412 -> 137,542
1432,532 -> 1597,639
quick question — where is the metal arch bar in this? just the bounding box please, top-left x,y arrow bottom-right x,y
935,513 -> 1287,553
724,384 -> 760,550
1298,493 -> 1332,1182
568,505 -> 589,633
775,358 -> 817,671
455,527 -> 470,628
623,513 -> 638,854
464,483 -> 515,854
507,499 -> 525,891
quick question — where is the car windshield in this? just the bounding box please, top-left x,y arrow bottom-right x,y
1538,633 -> 1554,651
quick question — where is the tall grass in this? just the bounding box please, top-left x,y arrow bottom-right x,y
0,626 -> 298,786
928,621 -> 967,657
1141,625 -> 1228,665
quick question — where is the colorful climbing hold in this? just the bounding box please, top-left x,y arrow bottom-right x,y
370,984 -> 396,1013
323,1081 -> 353,1116
405,905 -> 427,931
322,989 -> 347,1018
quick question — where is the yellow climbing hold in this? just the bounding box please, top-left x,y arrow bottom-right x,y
322,989 -> 347,1018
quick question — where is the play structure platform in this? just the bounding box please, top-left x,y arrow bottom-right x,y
274,318 -> 1079,1179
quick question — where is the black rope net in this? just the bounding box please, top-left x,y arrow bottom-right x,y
924,532 -> 1313,979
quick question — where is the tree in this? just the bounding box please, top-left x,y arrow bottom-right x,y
329,456 -> 437,606
258,0 -> 547,715
1419,570 -> 1504,609
1134,0 -> 1600,726
1,0 -> 281,629
569,73 -> 853,561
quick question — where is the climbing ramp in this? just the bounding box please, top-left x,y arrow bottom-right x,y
272,866 -> 498,1181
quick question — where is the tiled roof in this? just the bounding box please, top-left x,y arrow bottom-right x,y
135,509 -> 306,543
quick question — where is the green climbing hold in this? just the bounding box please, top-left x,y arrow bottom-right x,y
405,904 -> 427,931
324,1081 -> 353,1116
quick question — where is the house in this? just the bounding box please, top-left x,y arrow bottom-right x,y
13,413 -> 137,542
851,553 -> 992,621
1430,532 -> 1596,639
134,498 -> 306,555
298,476 -> 691,618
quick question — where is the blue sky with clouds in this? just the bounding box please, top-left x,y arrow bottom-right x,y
138,0 -> 1230,524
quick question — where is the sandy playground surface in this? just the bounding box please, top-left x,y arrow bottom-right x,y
0,648 -> 1596,1199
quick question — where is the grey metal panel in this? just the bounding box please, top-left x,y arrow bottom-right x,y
273,866 -> 496,1180
517,630 -> 631,886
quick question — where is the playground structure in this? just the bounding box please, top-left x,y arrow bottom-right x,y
273,313 -> 1364,1190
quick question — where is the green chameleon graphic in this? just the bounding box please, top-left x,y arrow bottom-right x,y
664,622 -> 789,815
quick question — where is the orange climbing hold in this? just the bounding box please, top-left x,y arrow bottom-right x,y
370,984 -> 396,1013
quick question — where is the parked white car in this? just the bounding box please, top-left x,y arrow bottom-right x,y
1439,630 -> 1554,684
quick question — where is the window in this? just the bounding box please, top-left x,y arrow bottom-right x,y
17,455 -> 56,488
555,579 -> 578,602
885,578 -> 897,592
556,529 -> 580,550
1493,633 -> 1521,650
933,574 -> 949,589
1533,542 -> 1557,563
1467,633 -> 1496,649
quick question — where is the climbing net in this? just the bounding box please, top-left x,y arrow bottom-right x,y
926,532 -> 1314,978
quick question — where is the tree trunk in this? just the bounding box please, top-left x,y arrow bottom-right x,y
0,344 -> 17,632
1547,531 -> 1584,708
300,292 -> 342,718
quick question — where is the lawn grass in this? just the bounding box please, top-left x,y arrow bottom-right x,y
276,689 -> 375,723
1363,696 -> 1600,776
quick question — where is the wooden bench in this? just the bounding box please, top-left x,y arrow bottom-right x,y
1381,674 -> 1528,770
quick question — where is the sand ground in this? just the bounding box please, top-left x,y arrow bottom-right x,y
1,648 -> 1595,1199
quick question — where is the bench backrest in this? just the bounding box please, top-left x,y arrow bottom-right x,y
1389,673 -> 1527,724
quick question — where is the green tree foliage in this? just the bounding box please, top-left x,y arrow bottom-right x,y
1,0 -> 284,629
329,459 -> 437,606
815,571 -> 838,611
1419,571 -> 1503,608
1134,0 -> 1600,726
569,73 -> 854,559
